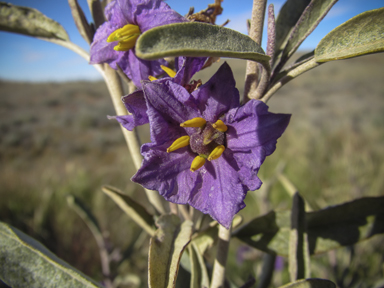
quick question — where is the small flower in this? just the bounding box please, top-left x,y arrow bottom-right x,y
112,56 -> 206,131
131,62 -> 291,228
89,0 -> 186,88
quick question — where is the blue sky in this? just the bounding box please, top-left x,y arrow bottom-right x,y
0,0 -> 382,82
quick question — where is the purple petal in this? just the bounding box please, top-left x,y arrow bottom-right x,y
113,90 -> 148,130
192,62 -> 240,123
122,49 -> 167,88
174,57 -> 207,86
225,100 -> 291,152
132,142 -> 201,203
189,151 -> 247,229
133,0 -> 187,32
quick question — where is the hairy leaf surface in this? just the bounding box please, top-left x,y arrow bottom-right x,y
315,7 -> 384,62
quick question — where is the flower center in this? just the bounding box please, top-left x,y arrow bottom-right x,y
107,24 -> 141,51
167,117 -> 228,172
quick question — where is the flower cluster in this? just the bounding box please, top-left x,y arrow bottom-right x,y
90,0 -> 291,228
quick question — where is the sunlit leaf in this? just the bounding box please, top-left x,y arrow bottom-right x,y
234,196 -> 384,256
279,278 -> 336,288
0,221 -> 101,287
280,0 -> 337,64
148,214 -> 193,288
136,22 -> 270,64
274,0 -> 311,57
102,185 -> 155,236
68,0 -> 94,44
315,7 -> 384,62
188,243 -> 210,288
0,2 -> 69,41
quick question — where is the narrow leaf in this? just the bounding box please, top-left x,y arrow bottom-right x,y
283,0 -> 338,60
315,7 -> 384,62
279,278 -> 336,288
148,214 -> 193,288
257,253 -> 276,288
68,0 -> 94,44
234,196 -> 384,256
87,0 -> 106,29
191,243 -> 210,288
102,185 -> 155,236
136,22 -> 270,64
289,193 -> 311,282
274,0 -> 311,57
0,2 -> 69,41
0,221 -> 101,288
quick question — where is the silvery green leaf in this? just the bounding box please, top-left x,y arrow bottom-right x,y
0,221 -> 101,288
274,0 -> 311,58
188,243 -> 210,288
282,0 -> 338,60
102,185 -> 155,236
0,2 -> 69,41
136,22 -> 270,64
234,196 -> 384,256
87,0 -> 105,29
68,0 -> 94,44
279,278 -> 336,288
289,193 -> 311,282
148,214 -> 193,288
315,7 -> 384,62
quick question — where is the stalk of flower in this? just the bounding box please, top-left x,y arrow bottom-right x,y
89,0 -> 187,88
130,62 -> 291,228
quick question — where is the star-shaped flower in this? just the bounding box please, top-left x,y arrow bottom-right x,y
131,62 -> 291,228
89,0 -> 186,88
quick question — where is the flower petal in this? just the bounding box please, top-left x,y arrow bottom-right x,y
132,142 -> 201,204
189,151 -> 247,229
174,57 -> 207,86
192,62 -> 240,123
225,100 -> 291,151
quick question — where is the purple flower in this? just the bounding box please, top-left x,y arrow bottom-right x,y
89,0 -> 186,88
132,62 -> 290,228
112,56 -> 207,131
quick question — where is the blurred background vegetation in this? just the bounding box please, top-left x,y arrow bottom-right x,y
1,52 -> 384,287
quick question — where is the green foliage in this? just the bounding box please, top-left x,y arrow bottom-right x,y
0,221 -> 102,288
315,7 -> 384,62
136,22 -> 270,65
279,278 -> 336,288
0,2 -> 69,41
234,196 -> 384,256
274,0 -> 311,57
148,214 -> 193,288
102,185 -> 156,236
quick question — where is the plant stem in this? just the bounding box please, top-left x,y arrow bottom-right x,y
102,65 -> 166,214
210,224 -> 232,288
262,58 -> 320,103
243,0 -> 267,102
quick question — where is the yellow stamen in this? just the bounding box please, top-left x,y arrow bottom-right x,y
160,65 -> 177,78
208,145 -> 225,161
212,119 -> 228,132
180,117 -> 206,128
148,76 -> 158,81
107,24 -> 141,51
167,135 -> 190,153
190,155 -> 206,172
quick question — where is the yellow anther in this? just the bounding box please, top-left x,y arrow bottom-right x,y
107,24 -> 141,51
148,75 -> 158,81
212,119 -> 228,132
190,155 -> 206,172
208,145 -> 225,161
160,65 -> 177,78
167,135 -> 190,153
180,117 -> 206,128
